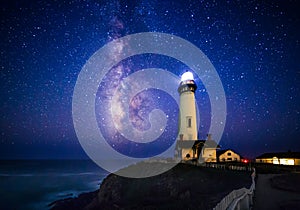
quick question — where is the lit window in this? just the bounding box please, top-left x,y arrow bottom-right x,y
273,157 -> 279,164
280,158 -> 294,165
287,159 -> 294,165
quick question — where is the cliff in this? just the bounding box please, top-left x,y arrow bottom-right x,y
51,162 -> 252,210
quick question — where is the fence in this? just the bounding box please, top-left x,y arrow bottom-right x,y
213,168 -> 256,210
203,162 -> 253,172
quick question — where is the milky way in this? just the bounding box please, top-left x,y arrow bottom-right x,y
0,0 -> 299,159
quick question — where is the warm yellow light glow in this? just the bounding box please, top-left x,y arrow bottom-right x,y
273,157 -> 279,164
279,158 -> 295,165
181,71 -> 194,81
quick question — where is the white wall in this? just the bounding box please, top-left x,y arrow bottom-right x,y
178,91 -> 197,141
202,148 -> 217,162
219,150 -> 240,162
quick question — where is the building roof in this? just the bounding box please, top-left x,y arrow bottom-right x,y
176,140 -> 220,149
217,149 -> 240,156
176,140 -> 201,149
256,152 -> 300,159
203,140 -> 220,148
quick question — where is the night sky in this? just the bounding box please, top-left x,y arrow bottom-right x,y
1,0 -> 299,160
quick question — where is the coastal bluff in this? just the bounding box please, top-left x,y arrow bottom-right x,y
50,162 -> 252,210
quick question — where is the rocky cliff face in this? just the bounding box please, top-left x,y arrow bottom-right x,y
84,163 -> 251,210
51,162 -> 251,210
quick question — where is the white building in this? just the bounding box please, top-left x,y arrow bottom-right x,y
177,71 -> 198,160
256,152 -> 300,165
217,149 -> 241,162
199,134 -> 219,163
175,72 -> 219,162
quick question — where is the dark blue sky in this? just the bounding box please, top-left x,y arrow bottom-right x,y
1,0 -> 299,159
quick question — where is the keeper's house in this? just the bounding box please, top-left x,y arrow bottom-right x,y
217,149 -> 241,162
255,152 -> 300,165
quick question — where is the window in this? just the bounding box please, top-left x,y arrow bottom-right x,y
273,157 -> 279,164
227,152 -> 231,156
227,158 -> 232,161
187,116 -> 192,128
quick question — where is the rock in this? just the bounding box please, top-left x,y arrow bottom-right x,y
179,190 -> 190,200
51,162 -> 252,210
86,162 -> 251,210
49,190 -> 99,210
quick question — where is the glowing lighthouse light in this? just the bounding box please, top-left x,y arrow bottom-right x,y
181,71 -> 194,81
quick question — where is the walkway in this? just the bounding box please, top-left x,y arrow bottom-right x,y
253,174 -> 300,210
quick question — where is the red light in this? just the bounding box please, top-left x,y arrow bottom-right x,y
243,159 -> 248,163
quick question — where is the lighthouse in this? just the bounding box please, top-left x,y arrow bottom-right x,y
176,71 -> 198,160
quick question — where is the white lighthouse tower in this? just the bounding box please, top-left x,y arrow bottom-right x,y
177,71 -> 198,160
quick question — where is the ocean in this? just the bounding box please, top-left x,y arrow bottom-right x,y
0,160 -> 108,210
